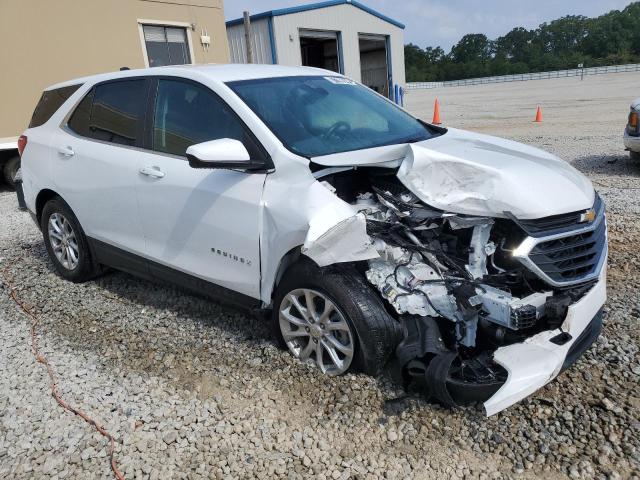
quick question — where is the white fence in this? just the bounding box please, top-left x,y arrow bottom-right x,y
406,63 -> 640,90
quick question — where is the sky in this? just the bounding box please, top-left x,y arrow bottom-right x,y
224,0 -> 635,52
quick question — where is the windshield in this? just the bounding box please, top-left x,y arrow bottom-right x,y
227,76 -> 435,158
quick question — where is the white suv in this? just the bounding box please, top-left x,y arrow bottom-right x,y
20,65 -> 607,415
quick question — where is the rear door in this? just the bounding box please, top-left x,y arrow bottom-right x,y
52,78 -> 150,256
135,78 -> 268,299
21,84 -> 82,209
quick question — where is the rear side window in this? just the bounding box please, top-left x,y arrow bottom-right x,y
67,90 -> 94,137
152,79 -> 259,157
29,84 -> 81,128
68,79 -> 147,147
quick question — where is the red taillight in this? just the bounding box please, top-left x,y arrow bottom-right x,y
17,135 -> 27,156
18,135 -> 27,156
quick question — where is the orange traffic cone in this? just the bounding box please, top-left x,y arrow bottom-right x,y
432,98 -> 441,125
534,105 -> 543,122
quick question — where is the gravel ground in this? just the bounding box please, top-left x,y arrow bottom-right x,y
1,72 -> 639,479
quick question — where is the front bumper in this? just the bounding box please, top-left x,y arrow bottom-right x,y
483,264 -> 607,416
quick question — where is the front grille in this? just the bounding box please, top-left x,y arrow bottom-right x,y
518,194 -> 602,236
514,195 -> 607,287
528,216 -> 606,283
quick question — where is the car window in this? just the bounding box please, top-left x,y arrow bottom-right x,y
90,80 -> 147,146
304,91 -> 389,133
29,84 -> 81,128
68,79 -> 147,147
152,79 -> 252,157
67,90 -> 94,137
228,76 -> 434,158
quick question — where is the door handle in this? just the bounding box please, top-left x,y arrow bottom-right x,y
57,146 -> 75,157
139,165 -> 165,179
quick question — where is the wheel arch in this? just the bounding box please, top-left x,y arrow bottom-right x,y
35,189 -> 65,225
39,193 -> 101,282
265,246 -> 318,307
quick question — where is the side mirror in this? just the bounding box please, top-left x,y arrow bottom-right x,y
186,139 -> 263,171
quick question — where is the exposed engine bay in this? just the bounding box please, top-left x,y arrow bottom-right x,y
310,166 -> 603,410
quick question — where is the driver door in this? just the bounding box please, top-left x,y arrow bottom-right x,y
136,78 -> 268,299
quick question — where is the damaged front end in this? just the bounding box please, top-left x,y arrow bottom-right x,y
304,159 -> 607,416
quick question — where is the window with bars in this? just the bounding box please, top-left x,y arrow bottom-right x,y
143,25 -> 191,67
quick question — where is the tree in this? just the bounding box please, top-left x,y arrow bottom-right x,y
494,27 -> 539,64
537,15 -> 589,55
404,2 -> 640,82
450,34 -> 492,63
423,46 -> 446,64
404,44 -> 446,81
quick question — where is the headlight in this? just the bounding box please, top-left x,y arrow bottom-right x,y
628,111 -> 639,136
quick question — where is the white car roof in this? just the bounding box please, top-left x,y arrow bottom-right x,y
45,64 -> 338,91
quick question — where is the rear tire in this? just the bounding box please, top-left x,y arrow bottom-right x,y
630,150 -> 640,161
272,260 -> 401,376
41,198 -> 99,283
3,155 -> 20,187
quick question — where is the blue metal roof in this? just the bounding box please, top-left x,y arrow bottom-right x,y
226,0 -> 405,29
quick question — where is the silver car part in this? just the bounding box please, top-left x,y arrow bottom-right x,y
278,288 -> 355,375
512,202 -> 607,287
466,221 -> 495,279
48,213 -> 79,271
478,285 -> 552,330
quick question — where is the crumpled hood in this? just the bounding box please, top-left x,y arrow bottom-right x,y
397,128 -> 594,219
313,128 -> 595,220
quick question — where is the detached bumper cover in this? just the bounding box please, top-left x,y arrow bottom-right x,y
483,265 -> 606,416
560,309 -> 602,372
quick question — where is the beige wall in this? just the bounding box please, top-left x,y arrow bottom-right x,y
0,0 -> 229,139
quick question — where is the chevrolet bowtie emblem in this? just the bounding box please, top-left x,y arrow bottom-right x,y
579,209 -> 596,223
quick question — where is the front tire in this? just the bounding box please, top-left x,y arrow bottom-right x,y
41,198 -> 98,282
630,150 -> 640,160
272,260 -> 401,376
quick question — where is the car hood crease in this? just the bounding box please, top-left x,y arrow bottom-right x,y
313,128 -> 595,220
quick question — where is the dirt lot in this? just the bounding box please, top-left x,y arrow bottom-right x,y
1,72 -> 639,479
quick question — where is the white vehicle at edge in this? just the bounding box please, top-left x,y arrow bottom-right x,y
0,137 -> 20,186
19,65 -> 607,416
624,97 -> 640,159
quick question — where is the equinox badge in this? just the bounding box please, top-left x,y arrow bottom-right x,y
211,247 -> 252,266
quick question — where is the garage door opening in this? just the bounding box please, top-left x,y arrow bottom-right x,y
300,29 -> 341,73
359,34 -> 390,98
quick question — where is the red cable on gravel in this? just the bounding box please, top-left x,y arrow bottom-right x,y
1,258 -> 125,480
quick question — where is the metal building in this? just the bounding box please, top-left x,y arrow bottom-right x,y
226,0 -> 405,101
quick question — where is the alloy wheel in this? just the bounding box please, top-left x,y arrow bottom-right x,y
279,288 -> 355,375
48,213 -> 80,270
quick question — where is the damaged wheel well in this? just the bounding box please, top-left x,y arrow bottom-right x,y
270,246 -> 308,304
